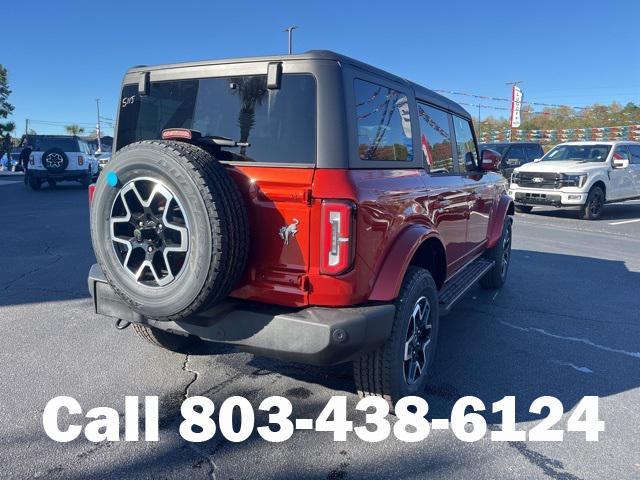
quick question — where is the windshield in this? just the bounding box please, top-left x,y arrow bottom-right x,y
542,144 -> 611,162
116,74 -> 316,164
34,137 -> 80,152
480,144 -> 509,155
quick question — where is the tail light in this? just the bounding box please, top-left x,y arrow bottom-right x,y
88,184 -> 96,206
320,200 -> 356,275
78,156 -> 84,166
29,154 -> 34,166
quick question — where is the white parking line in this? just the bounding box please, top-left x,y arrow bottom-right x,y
609,219 -> 640,225
500,321 -> 640,360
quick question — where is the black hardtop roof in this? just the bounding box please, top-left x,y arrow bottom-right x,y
126,50 -> 470,119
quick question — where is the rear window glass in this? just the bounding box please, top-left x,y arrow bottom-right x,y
116,74 -> 316,165
355,79 -> 413,162
34,137 -> 80,152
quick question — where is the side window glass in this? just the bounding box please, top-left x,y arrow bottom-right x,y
613,146 -> 631,161
525,145 -> 542,161
355,79 -> 413,162
452,115 -> 478,173
505,145 -> 526,166
627,145 -> 640,164
417,103 -> 453,174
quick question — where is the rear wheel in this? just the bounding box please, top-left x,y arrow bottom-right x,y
515,205 -> 533,213
80,173 -> 91,188
480,216 -> 513,289
353,267 -> 439,411
578,186 -> 605,220
132,324 -> 200,353
48,179 -> 57,188
28,176 -> 41,190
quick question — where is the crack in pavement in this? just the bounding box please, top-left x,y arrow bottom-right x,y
1,241 -> 64,291
181,354 -> 218,480
182,354 -> 200,400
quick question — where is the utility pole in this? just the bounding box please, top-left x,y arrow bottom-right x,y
506,81 -> 523,142
95,98 -> 102,153
478,104 -> 481,138
24,119 -> 29,139
284,26 -> 298,55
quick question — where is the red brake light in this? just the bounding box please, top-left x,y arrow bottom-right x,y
162,128 -> 196,140
320,200 -> 356,275
88,184 -> 96,206
78,155 -> 84,166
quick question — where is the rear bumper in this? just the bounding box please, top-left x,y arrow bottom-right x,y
29,169 -> 90,181
88,264 -> 394,365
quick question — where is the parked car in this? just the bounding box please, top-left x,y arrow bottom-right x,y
26,135 -> 98,189
510,141 -> 640,219
1,151 -> 22,171
479,142 -> 544,178
94,151 -> 111,173
88,50 -> 514,407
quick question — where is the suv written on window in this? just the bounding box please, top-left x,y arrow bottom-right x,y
479,142 -> 544,178
26,135 -> 98,190
88,51 -> 513,407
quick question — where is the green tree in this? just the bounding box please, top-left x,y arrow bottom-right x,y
65,124 -> 85,136
0,64 -> 15,137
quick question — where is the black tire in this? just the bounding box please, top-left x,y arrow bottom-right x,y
353,267 -> 440,410
28,176 -> 41,190
480,216 -> 513,289
90,140 -> 249,322
132,324 -> 200,353
80,173 -> 91,188
515,205 -> 533,214
48,179 -> 57,188
578,186 -> 605,220
41,148 -> 69,173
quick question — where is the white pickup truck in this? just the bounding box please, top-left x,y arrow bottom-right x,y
509,141 -> 640,219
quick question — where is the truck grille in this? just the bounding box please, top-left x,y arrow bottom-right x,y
514,172 -> 562,189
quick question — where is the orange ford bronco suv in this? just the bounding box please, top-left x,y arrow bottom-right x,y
88,50 -> 513,405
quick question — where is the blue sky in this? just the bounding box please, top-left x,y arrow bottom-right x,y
4,0 -> 639,136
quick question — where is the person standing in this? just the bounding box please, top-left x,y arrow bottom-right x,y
1,134 -> 11,170
20,143 -> 32,184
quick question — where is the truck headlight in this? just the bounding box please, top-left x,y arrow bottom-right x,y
563,174 -> 587,188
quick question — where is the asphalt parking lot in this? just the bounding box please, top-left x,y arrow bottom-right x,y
0,177 -> 639,480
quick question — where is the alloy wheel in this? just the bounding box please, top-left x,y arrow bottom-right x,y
110,177 -> 189,287
403,296 -> 433,385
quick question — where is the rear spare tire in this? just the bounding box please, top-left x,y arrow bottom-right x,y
42,148 -> 69,173
90,140 -> 249,322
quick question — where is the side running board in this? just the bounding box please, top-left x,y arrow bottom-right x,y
438,257 -> 494,315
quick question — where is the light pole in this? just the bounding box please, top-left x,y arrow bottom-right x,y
95,98 -> 102,153
284,26 -> 298,55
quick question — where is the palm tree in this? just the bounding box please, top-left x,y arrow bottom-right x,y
230,77 -> 268,156
65,124 -> 85,136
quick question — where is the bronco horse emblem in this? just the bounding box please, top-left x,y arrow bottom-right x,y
279,219 -> 300,245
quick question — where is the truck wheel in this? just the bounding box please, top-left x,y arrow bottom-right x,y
132,324 -> 199,353
28,176 -> 42,190
515,205 -> 533,213
353,267 -> 439,410
480,216 -> 512,289
90,140 -> 249,322
80,173 -> 91,188
578,186 -> 605,220
48,179 -> 57,188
